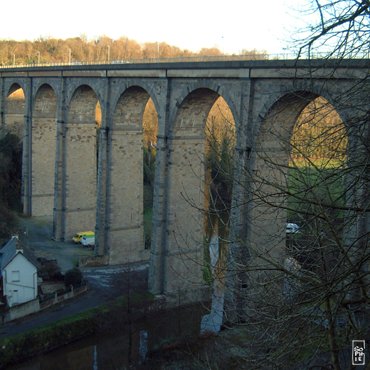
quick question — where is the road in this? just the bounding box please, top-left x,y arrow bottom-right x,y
18,215 -> 93,272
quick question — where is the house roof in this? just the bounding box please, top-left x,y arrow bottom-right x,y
0,236 -> 38,273
0,236 -> 18,271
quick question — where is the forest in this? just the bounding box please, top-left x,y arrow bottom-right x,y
0,36 -> 268,65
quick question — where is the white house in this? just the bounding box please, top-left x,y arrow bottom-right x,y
0,236 -> 38,307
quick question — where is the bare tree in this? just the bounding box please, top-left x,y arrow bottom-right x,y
206,3 -> 370,369
296,0 -> 370,59
181,3 -> 370,369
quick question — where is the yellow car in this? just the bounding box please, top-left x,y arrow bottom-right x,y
72,231 -> 95,243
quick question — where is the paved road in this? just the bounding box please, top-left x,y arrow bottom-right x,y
18,215 -> 93,272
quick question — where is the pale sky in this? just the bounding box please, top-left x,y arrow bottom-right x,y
1,0 -> 311,54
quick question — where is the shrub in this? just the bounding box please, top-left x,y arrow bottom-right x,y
38,259 -> 63,281
64,267 -> 83,288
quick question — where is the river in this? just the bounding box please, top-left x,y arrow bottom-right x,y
8,304 -> 208,369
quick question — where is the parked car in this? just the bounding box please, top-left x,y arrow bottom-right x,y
81,235 -> 95,247
72,231 -> 95,243
286,223 -> 300,234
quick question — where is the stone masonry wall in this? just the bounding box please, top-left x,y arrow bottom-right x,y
64,123 -> 97,240
31,85 -> 57,216
108,129 -> 147,264
31,118 -> 56,216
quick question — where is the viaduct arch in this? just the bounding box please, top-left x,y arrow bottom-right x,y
0,60 -> 368,304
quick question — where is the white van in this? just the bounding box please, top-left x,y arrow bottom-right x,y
81,235 -> 95,247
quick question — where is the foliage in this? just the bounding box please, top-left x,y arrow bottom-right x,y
142,99 -> 158,147
0,132 -> 22,210
64,267 -> 83,288
0,309 -> 96,369
143,145 -> 156,249
0,132 -> 21,242
205,98 -> 235,217
214,2 -> 370,368
0,36 -> 268,65
287,166 -> 346,221
291,97 -> 347,164
206,129 -> 234,214
37,258 -> 63,281
0,292 -> 155,368
0,204 -> 17,243
144,207 -> 153,249
143,146 -> 156,188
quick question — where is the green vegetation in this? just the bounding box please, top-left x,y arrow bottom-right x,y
0,36 -> 268,66
202,237 -> 213,285
0,310 -> 96,369
144,207 -> 153,249
0,132 -> 22,243
143,146 -> 156,189
64,267 -> 83,288
205,99 -> 235,214
287,166 -> 345,221
143,146 -> 156,248
206,128 -> 234,216
287,96 -> 347,224
290,97 -> 347,165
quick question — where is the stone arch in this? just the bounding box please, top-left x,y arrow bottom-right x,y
163,87 -> 236,300
251,90 -> 349,264
64,79 -> 104,111
106,85 -> 157,264
4,83 -> 26,138
109,80 -> 163,119
254,81 -> 351,139
168,81 -> 239,132
31,79 -> 61,102
31,84 -> 57,216
251,91 -> 319,264
63,84 -> 100,240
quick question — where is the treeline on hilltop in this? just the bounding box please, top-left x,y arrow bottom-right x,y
0,36 -> 268,65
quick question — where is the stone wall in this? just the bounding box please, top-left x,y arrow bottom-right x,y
31,85 -> 57,216
108,130 -> 147,264
64,122 -> 97,239
4,298 -> 40,322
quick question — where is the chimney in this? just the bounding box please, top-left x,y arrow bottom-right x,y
12,235 -> 23,253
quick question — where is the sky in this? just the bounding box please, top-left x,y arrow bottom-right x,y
1,0 -> 312,55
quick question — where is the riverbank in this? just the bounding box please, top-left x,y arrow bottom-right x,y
0,291 -> 157,369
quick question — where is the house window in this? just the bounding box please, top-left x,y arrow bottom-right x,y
11,271 -> 20,282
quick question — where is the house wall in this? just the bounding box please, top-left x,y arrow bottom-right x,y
3,254 -> 38,307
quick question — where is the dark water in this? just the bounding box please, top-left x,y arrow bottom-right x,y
8,304 -> 207,370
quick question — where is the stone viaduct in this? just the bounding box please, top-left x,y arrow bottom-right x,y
0,59 -> 368,304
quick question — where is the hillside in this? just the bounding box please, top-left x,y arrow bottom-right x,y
0,36 -> 267,65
